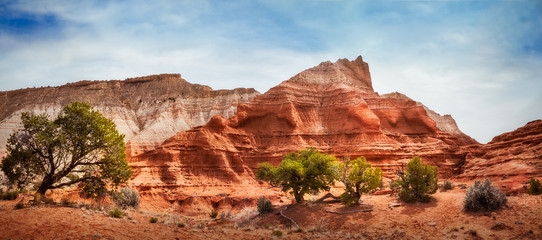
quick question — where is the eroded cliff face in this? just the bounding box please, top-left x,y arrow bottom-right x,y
0,74 -> 260,159
458,120 -> 542,194
131,56 -> 478,196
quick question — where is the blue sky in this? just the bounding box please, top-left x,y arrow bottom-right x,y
0,0 -> 541,143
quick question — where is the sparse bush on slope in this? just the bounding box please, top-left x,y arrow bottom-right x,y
527,178 -> 542,195
256,196 -> 273,214
113,187 -> 140,209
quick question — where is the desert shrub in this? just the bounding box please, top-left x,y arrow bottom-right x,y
108,208 -> 126,218
177,222 -> 185,227
256,196 -> 273,214
112,187 -> 140,209
272,229 -> 283,237
150,217 -> 158,223
61,198 -> 75,207
527,178 -> 542,195
463,178 -> 507,212
15,203 -> 24,209
256,148 -> 341,203
443,180 -> 453,190
2,190 -> 19,200
393,157 -> 438,203
340,156 -> 382,206
210,209 -> 218,218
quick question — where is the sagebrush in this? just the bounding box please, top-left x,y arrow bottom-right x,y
256,196 -> 273,214
112,187 -> 140,209
463,178 -> 507,211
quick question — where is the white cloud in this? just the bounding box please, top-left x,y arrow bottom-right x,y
0,0 -> 541,143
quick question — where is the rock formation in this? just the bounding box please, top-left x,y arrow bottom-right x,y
0,74 -> 259,159
131,56 -> 479,195
458,120 -> 542,194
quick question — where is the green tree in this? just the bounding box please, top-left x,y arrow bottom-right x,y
1,102 -> 131,199
340,156 -> 382,206
393,156 -> 438,203
256,148 -> 340,203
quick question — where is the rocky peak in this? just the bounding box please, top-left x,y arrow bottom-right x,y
286,56 -> 373,92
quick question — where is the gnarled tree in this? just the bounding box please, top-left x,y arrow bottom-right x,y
340,156 -> 382,206
256,147 -> 340,203
1,102 -> 131,199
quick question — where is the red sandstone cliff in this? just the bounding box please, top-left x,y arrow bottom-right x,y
458,120 -> 542,193
0,74 -> 259,159
131,56 -> 479,194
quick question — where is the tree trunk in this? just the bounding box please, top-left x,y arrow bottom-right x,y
37,178 -> 53,198
293,191 -> 303,203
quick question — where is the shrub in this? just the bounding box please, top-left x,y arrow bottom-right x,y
108,208 -> 126,218
15,203 -> 24,209
150,217 -> 158,223
61,198 -> 75,207
256,196 -> 273,214
393,157 -> 438,203
177,222 -> 185,227
527,178 -> 542,195
340,156 -> 382,206
209,209 -> 218,219
112,187 -> 140,209
272,229 -> 283,237
256,148 -> 341,203
443,180 -> 453,190
2,190 -> 19,200
463,178 -> 507,212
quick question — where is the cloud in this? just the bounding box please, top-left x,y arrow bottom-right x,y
0,0 -> 541,143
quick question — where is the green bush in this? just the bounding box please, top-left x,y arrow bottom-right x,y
272,229 -> 283,237
150,217 -> 158,223
112,187 -> 140,209
108,208 -> 126,218
256,148 -> 341,203
2,190 -> 19,200
463,178 -> 507,212
527,178 -> 542,195
443,180 -> 453,190
393,157 -> 438,203
256,196 -> 273,214
209,209 -> 218,219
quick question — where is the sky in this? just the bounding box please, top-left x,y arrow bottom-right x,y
0,0 -> 541,143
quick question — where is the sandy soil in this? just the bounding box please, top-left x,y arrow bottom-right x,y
1,187 -> 541,240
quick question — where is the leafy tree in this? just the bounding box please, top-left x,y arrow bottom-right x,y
339,156 -> 382,206
256,147 -> 340,203
1,102 -> 131,199
393,156 -> 438,203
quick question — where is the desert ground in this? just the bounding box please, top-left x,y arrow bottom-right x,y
1,182 -> 541,240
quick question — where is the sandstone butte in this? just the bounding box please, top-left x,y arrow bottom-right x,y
0,74 -> 260,159
1,56 -> 540,206
132,56 -> 530,203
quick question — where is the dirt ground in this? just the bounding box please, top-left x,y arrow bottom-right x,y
1,186 -> 541,240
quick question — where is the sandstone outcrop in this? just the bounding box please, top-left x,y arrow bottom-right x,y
131,56 -> 479,195
0,74 -> 259,159
458,120 -> 542,194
